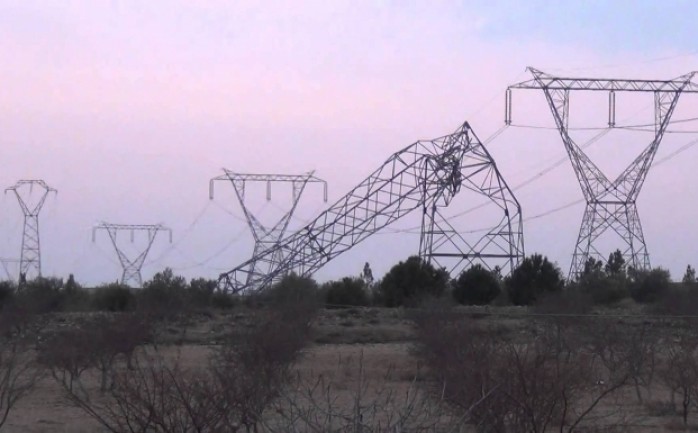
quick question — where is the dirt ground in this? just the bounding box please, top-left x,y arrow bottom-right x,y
3,307 -> 698,432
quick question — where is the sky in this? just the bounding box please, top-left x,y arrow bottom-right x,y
1,0 -> 697,286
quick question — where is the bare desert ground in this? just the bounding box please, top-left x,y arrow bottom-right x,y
2,306 -> 698,432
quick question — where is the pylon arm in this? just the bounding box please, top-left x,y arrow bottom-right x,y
509,67 -> 698,93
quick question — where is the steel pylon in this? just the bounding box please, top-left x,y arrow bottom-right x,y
92,223 -> 172,288
418,133 -> 524,277
5,180 -> 57,281
210,171 -> 327,287
218,122 -> 523,293
508,67 -> 698,280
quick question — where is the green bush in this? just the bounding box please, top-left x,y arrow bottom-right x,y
187,277 -> 219,308
376,256 -> 449,307
61,274 -> 91,311
577,272 -> 629,305
210,291 -> 237,309
16,277 -> 64,313
452,264 -> 500,305
137,268 -> 188,316
505,254 -> 563,306
260,273 -> 320,307
629,267 -> 671,304
92,283 -> 135,312
322,277 -> 369,307
0,281 -> 16,309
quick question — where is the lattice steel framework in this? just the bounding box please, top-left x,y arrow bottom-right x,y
5,180 -> 57,281
210,171 -> 327,287
218,122 -> 523,293
419,140 -> 524,277
508,67 -> 698,279
92,223 -> 172,288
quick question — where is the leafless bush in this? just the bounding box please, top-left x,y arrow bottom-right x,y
0,308 -> 44,430
209,307 -> 312,431
658,334 -> 698,426
39,313 -> 154,393
412,310 -> 640,432
46,301 -> 315,432
265,350 -> 483,432
582,319 -> 658,404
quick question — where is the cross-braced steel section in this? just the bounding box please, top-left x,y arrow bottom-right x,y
209,171 -> 327,287
218,122 -> 523,293
419,138 -> 524,277
508,67 -> 698,279
5,180 -> 57,281
92,223 -> 172,288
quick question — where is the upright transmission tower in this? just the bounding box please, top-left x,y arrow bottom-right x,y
209,171 -> 327,287
92,223 -> 172,288
507,67 -> 698,279
5,180 -> 57,281
218,122 -> 523,293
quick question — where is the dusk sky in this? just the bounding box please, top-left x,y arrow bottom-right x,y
1,1 -> 697,286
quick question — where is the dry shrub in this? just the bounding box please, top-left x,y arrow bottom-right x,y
0,307 -> 44,429
658,334 -> 698,426
38,313 -> 154,393
412,309 -> 646,432
265,350 -> 479,432
44,300 -> 315,433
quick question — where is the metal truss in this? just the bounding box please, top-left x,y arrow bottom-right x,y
218,122 -> 523,293
92,223 -> 172,288
419,139 -> 524,277
210,171 -> 327,287
508,67 -> 698,279
5,180 -> 57,281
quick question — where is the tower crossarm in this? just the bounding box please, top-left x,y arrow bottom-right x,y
509,68 -> 698,93
92,223 -> 172,287
218,123 -> 482,293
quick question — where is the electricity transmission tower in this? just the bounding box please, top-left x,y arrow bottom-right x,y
5,180 -> 57,281
507,67 -> 698,279
92,223 -> 172,288
210,171 -> 328,287
218,122 -> 523,293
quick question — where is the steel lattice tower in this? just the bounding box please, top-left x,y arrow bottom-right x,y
5,180 -> 57,281
508,67 -> 698,279
92,223 -> 172,288
210,171 -> 327,287
218,122 -> 523,293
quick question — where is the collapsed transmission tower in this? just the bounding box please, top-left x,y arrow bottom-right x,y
92,223 -> 172,288
210,171 -> 327,287
5,180 -> 57,280
507,67 -> 698,279
218,122 -> 523,293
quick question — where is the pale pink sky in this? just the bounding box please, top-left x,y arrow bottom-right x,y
1,1 -> 697,285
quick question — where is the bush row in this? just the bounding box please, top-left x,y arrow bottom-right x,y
0,251 -> 690,313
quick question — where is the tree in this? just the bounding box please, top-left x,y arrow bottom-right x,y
138,268 -> 188,316
605,249 -> 626,276
576,256 -> 628,305
376,256 -> 449,307
682,265 -> 696,287
505,254 -> 563,306
452,264 -> 500,305
628,267 -> 671,303
322,277 -> 369,306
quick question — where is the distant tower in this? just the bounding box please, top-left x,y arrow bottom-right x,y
5,180 -> 57,281
210,170 -> 327,287
92,223 -> 172,288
